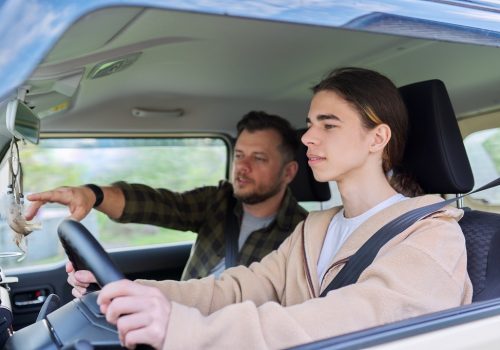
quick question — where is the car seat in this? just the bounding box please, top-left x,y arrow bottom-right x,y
399,79 -> 500,302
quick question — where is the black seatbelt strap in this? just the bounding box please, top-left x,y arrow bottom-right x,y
224,194 -> 239,269
320,177 -> 500,297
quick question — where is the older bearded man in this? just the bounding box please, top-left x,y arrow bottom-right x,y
26,111 -> 307,280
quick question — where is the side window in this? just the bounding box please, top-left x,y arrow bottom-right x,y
463,127 -> 500,211
0,137 -> 229,269
299,182 -> 342,212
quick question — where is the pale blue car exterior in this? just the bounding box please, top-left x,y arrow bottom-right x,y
1,0 -> 500,103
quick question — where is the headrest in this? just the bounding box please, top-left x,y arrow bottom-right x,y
289,129 -> 331,202
398,79 -> 474,194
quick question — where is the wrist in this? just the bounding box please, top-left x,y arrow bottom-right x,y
84,184 -> 104,208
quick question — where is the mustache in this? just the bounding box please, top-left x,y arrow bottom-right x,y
234,173 -> 253,182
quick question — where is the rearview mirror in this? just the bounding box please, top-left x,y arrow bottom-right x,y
6,99 -> 40,144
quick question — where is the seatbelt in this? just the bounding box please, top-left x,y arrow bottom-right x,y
320,177 -> 500,297
224,194 -> 239,269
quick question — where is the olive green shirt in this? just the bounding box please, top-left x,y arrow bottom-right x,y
113,181 -> 308,280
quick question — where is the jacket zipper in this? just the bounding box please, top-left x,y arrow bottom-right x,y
301,221 -> 316,298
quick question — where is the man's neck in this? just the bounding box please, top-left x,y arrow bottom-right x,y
242,189 -> 286,218
338,169 -> 398,218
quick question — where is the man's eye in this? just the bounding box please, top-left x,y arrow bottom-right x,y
255,156 -> 267,162
234,154 -> 243,159
324,124 -> 336,130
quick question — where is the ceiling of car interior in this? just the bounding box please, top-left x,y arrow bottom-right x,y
23,6 -> 500,135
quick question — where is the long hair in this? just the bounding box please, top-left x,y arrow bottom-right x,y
312,67 -> 423,196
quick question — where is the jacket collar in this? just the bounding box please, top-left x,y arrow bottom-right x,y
302,194 -> 464,295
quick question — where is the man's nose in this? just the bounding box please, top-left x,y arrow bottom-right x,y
301,128 -> 317,146
234,157 -> 251,172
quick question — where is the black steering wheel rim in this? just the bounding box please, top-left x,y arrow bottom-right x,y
57,219 -> 125,286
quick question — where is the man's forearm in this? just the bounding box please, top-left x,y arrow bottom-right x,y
96,186 -> 126,220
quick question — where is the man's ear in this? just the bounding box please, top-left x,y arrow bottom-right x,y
283,160 -> 298,185
369,124 -> 391,153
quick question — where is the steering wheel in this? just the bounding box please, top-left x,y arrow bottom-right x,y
57,219 -> 125,286
57,220 -> 155,350
4,220 -> 131,350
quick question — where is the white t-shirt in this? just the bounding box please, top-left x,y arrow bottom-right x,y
210,211 -> 275,278
317,194 -> 407,282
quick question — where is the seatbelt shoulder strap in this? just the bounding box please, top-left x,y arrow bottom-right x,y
320,177 -> 500,297
224,193 -> 239,269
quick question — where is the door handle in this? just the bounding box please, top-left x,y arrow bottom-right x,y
13,288 -> 50,307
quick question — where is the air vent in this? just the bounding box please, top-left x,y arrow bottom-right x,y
87,52 -> 141,79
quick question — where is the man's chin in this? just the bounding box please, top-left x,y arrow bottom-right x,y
234,191 -> 278,205
311,171 -> 331,183
234,192 -> 263,205
238,196 -> 265,205
234,182 -> 283,205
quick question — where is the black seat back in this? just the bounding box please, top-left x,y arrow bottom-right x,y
399,80 -> 474,193
459,210 -> 500,301
289,129 -> 331,202
399,79 -> 500,302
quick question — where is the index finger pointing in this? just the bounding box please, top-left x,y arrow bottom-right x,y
27,189 -> 68,203
24,200 -> 45,220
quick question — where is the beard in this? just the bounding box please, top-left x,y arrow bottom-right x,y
233,179 -> 284,205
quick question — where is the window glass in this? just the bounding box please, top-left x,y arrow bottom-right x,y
299,182 -> 341,211
464,128 -> 500,206
0,137 -> 228,269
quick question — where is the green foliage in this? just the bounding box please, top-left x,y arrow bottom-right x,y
98,220 -> 197,247
483,130 -> 500,173
19,138 -> 227,250
21,147 -> 88,190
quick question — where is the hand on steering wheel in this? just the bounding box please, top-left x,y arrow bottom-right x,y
98,280 -> 171,349
66,261 -> 97,298
58,219 -> 170,349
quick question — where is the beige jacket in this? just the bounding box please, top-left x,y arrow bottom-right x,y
138,195 -> 473,349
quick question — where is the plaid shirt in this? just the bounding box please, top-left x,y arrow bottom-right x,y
113,180 -> 308,280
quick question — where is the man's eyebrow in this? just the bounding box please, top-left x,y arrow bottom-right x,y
306,114 -> 342,123
234,149 -> 268,156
